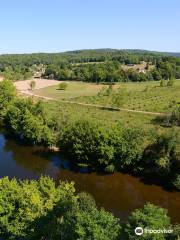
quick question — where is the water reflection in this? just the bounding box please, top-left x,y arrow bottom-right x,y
0,133 -> 180,223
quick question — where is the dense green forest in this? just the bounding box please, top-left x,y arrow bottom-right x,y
0,49 -> 166,66
0,176 -> 179,240
0,49 -> 180,82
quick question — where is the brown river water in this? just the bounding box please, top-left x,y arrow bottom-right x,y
0,133 -> 180,223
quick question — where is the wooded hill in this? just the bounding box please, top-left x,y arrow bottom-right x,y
0,49 -> 180,83
0,49 -> 179,67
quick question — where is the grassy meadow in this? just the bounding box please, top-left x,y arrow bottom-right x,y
33,80 -> 180,113
74,80 -> 180,113
46,101 -> 155,129
32,81 -> 105,100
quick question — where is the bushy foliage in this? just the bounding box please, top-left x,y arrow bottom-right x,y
0,80 -> 17,116
61,120 -> 144,172
5,98 -> 55,146
112,125 -> 144,170
143,129 -> 180,189
69,206 -> 121,240
125,203 -> 171,240
43,56 -> 179,83
0,175 -> 178,240
172,175 -> 180,190
58,82 -> 68,90
2,66 -> 33,81
0,177 -> 178,240
155,105 -> 180,127
0,176 -> 76,239
0,177 -> 121,240
60,120 -> 114,169
55,193 -> 121,240
45,63 -> 74,80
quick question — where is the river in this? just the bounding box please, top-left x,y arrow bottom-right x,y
0,132 -> 180,223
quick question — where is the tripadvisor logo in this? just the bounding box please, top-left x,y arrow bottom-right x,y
135,227 -> 173,236
135,227 -> 143,236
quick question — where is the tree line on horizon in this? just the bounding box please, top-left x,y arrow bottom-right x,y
0,49 -> 180,82
44,58 -> 180,83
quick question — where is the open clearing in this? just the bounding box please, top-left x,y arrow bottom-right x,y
74,81 -> 180,113
46,101 -> 157,131
121,61 -> 155,72
32,81 -> 107,100
32,81 -> 159,100
32,80 -> 180,113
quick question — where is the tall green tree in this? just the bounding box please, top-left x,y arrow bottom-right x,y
0,177 -> 121,240
125,203 -> 171,240
0,80 -> 16,116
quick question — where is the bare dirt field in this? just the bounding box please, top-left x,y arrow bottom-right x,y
14,78 -> 60,91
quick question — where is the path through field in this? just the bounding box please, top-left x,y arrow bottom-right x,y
19,88 -> 166,116
14,79 -> 167,116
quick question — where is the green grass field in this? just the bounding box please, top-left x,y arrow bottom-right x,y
46,101 -> 156,130
33,80 -> 180,113
45,100 -> 179,151
32,80 -> 180,148
32,81 -> 105,100
74,80 -> 180,113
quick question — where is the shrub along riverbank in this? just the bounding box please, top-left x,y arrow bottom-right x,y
0,80 -> 180,190
0,176 -> 179,240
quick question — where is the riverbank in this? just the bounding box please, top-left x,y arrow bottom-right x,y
0,131 -> 180,224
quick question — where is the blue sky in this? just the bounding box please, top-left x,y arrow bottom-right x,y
0,0 -> 180,53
